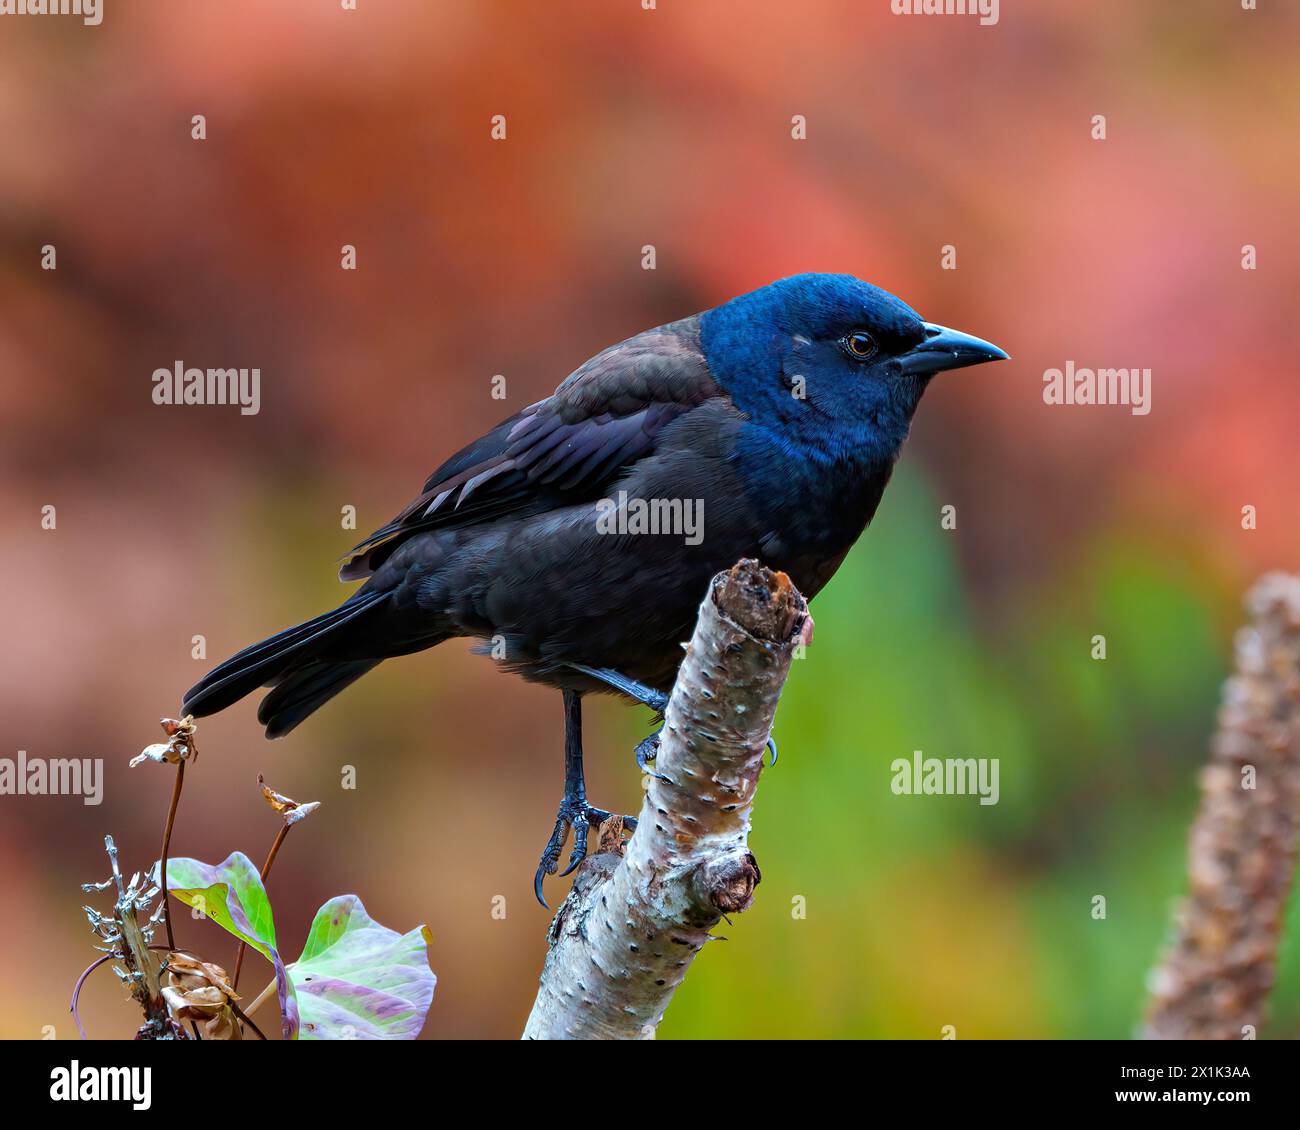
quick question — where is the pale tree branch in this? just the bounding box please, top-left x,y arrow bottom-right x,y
523,559 -> 812,1040
1145,572 -> 1300,1039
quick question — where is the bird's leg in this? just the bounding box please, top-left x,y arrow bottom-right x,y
569,662 -> 777,770
533,690 -> 638,908
567,664 -> 669,712
568,663 -> 671,780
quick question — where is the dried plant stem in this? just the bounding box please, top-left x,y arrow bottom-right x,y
159,760 -> 186,952
245,977 -> 279,1017
229,998 -> 268,1040
69,954 -> 114,1039
232,822 -> 291,992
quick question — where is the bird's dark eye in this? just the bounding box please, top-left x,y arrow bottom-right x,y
843,330 -> 876,360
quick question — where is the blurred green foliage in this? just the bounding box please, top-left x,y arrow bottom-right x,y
656,468 -> 1300,1039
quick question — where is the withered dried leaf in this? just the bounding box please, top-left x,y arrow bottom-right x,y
130,743 -> 178,768
258,773 -> 319,825
162,983 -> 228,1013
130,716 -> 197,768
285,801 -> 320,826
162,951 -> 242,1040
165,951 -> 238,998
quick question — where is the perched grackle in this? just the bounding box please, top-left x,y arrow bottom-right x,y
181,273 -> 1008,904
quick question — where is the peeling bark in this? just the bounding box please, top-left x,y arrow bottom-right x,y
1145,572 -> 1300,1040
523,560 -> 811,1040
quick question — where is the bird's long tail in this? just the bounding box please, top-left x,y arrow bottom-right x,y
255,658 -> 381,739
182,592 -> 390,738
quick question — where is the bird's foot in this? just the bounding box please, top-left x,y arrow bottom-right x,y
634,727 -> 777,773
533,799 -> 638,908
634,729 -> 672,783
570,664 -> 778,769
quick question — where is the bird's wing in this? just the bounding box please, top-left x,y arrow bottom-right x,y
340,316 -> 720,581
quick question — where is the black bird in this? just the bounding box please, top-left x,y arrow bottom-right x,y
182,273 -> 1007,903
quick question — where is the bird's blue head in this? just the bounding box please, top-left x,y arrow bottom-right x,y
698,273 -> 1007,467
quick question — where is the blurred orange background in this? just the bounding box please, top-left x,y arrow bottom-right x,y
1,1 -> 1298,1039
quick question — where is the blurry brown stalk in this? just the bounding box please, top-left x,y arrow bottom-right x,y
1145,572 -> 1300,1039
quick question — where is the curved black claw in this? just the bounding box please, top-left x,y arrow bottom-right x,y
533,801 -> 638,907
558,805 -> 604,877
634,730 -> 672,783
766,735 -> 778,767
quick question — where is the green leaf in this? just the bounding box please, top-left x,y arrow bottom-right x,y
288,895 -> 435,1040
164,852 -> 299,1039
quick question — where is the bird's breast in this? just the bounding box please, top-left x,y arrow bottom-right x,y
731,426 -> 893,592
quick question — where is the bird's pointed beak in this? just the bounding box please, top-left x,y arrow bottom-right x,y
898,323 -> 1010,376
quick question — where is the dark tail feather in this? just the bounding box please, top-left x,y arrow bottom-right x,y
257,659 -> 382,739
181,593 -> 387,720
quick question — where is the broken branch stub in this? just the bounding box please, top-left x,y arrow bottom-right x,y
523,559 -> 811,1040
